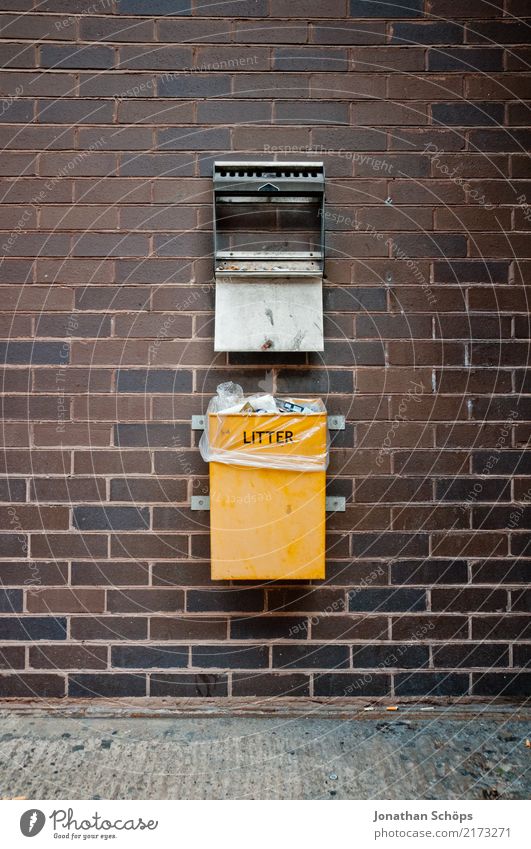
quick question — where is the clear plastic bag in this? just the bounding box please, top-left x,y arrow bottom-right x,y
199,389 -> 329,472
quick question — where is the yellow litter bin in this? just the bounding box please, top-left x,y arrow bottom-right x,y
204,400 -> 328,581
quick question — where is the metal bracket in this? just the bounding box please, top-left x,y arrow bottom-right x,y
191,496 -> 210,511
192,414 -> 345,431
191,415 -> 206,430
327,415 -> 345,431
192,495 -> 345,512
326,496 -> 346,513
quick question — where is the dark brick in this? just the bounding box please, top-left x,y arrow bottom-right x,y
391,21 -> 464,44
395,672 -> 469,696
474,505 -> 531,530
0,646 -> 25,669
392,234 -> 467,258
273,47 -> 348,71
0,674 -> 65,698
0,342 -> 67,365
432,102 -> 504,126
40,45 -> 114,69
74,451 -> 151,476
150,673 -> 227,697
0,589 -> 22,613
436,478 -> 511,503
69,673 -> 146,698
187,589 -> 264,613
192,645 -> 268,668
107,589 -> 183,613
352,644 -> 429,668
470,129 -> 531,152
197,100 -> 271,124
349,588 -> 425,612
71,617 -> 147,641
232,673 -> 309,697
30,478 -> 105,503
472,452 -> 531,476
158,75 -> 231,98
314,672 -> 390,696
71,561 -> 148,586
433,260 -> 509,283
158,127 -> 230,150
325,25 -> 393,48
471,560 -> 530,584
30,644 -> 108,670
230,617 -> 307,640
276,370 -> 354,394
428,48 -> 503,71
0,561 -> 68,586
273,644 -> 349,669
116,370 -> 193,394
151,562 -> 214,587
472,616 -> 531,641
26,588 -> 105,614
80,16 -> 154,42
268,588 -> 345,613
392,615 -> 468,641
467,19 -> 531,44
0,99 -> 33,123
275,99 -> 348,124
118,0 -> 192,13
512,589 -> 531,613
150,617 -> 227,641
119,45 -> 192,70
31,534 -> 108,559
110,478 -> 187,503
0,617 -> 66,641
0,534 -> 28,557
119,154 -> 194,177
234,20 -> 307,43
312,616 -> 388,641
198,0 -> 268,12
349,0 -> 423,16
111,532 -> 189,560
37,99 -> 114,124
431,587 -> 507,613
390,560 -> 468,585
0,479 -> 26,502
351,533 -> 429,558
513,645 -> 531,667
73,506 -> 149,531
433,644 -> 509,668
472,672 -> 531,698
511,535 -> 531,557
324,286 -> 387,313
115,423 -> 190,447
112,645 -> 188,668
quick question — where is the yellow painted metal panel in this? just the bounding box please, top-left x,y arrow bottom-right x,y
209,411 -> 327,581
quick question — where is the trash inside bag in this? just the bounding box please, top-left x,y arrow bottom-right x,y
199,383 -> 329,471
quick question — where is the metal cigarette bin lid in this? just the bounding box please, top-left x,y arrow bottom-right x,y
213,161 -> 325,195
212,160 -> 326,352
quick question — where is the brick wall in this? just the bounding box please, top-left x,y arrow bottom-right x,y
0,0 -> 529,701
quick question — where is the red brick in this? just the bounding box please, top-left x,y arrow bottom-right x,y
74,450 -> 151,475
29,644 -> 108,670
26,588 -> 105,614
33,424 -> 112,448
0,506 -> 68,531
31,534 -> 108,559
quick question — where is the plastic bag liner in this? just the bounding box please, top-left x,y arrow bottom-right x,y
199,397 -> 329,472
